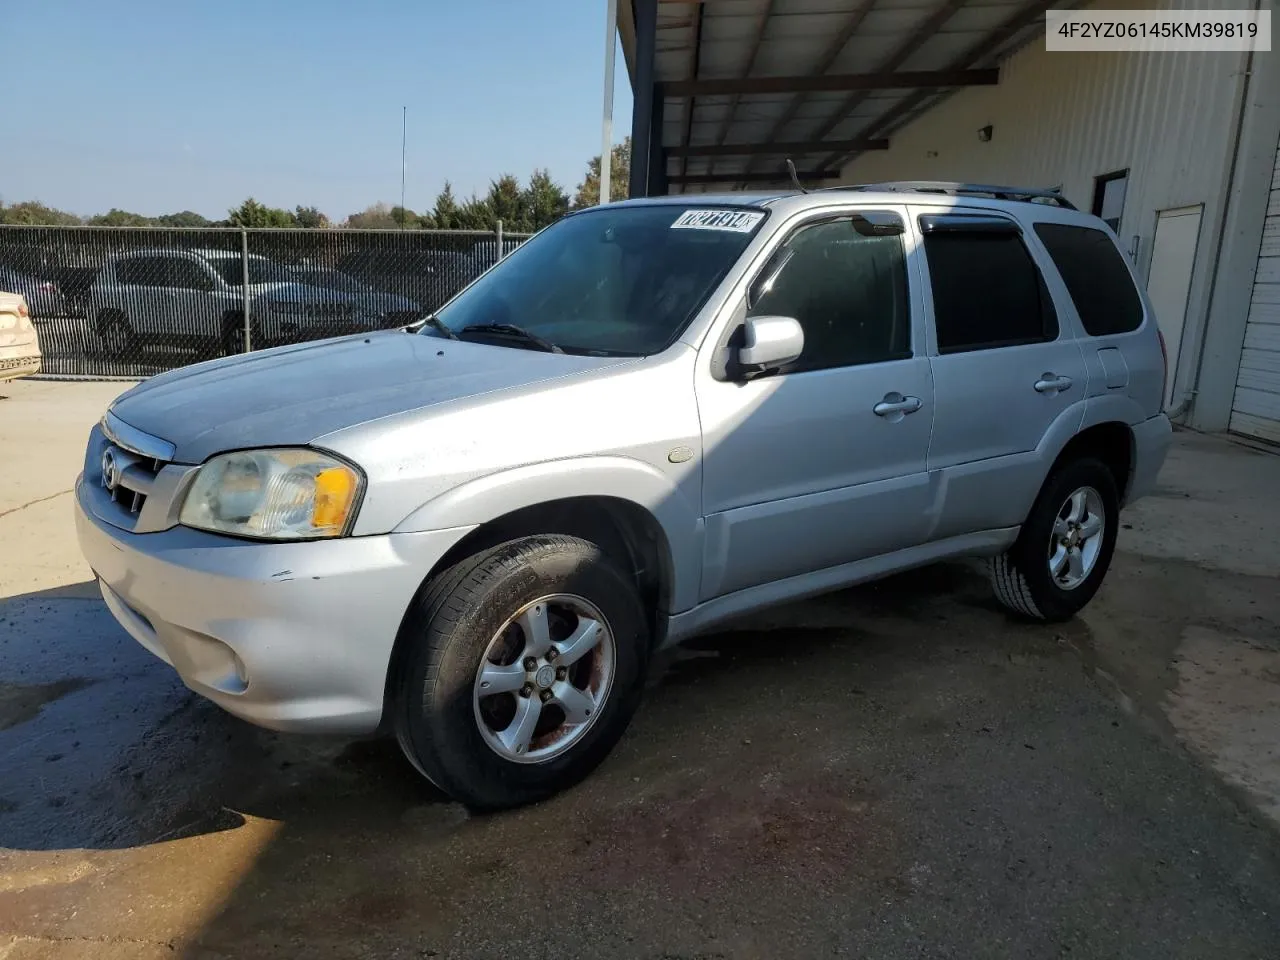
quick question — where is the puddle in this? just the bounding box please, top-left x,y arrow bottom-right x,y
0,678 -> 92,731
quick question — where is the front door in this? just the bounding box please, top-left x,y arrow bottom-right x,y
912,207 -> 1089,539
164,256 -> 222,343
696,207 -> 934,602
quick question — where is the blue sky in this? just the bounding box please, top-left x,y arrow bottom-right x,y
1,0 -> 633,220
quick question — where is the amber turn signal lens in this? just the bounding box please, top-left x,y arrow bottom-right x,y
312,466 -> 358,531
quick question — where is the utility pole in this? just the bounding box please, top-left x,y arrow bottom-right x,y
400,106 -> 407,227
599,0 -> 617,205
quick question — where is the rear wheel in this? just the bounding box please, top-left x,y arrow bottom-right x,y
987,457 -> 1119,622
393,535 -> 649,810
96,312 -> 136,360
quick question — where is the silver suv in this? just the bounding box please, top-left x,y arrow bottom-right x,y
89,249 -> 420,358
75,183 -> 1172,809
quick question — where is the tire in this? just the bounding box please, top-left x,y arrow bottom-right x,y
987,457 -> 1119,622
96,312 -> 137,360
393,534 -> 650,811
220,313 -> 249,357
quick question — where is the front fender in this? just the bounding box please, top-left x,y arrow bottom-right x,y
392,456 -> 704,613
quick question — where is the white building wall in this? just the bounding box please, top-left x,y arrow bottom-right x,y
840,0 -> 1256,424
1231,146 -> 1280,442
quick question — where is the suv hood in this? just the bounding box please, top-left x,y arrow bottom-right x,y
109,332 -> 631,463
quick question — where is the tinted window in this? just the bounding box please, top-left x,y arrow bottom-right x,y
747,216 -> 910,373
116,257 -> 167,287
1034,223 -> 1144,336
923,231 -> 1057,353
169,259 -> 214,291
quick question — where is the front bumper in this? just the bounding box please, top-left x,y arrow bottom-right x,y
75,475 -> 474,734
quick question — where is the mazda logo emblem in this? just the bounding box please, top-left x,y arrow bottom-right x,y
101,449 -> 121,492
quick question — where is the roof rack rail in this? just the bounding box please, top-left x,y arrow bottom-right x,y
820,180 -> 1076,210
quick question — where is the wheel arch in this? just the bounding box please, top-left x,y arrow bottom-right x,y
381,491 -> 685,727
1049,421 -> 1136,504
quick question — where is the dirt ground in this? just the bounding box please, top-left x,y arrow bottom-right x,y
1,379 -> 1279,959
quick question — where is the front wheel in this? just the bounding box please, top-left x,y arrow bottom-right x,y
219,313 -> 252,357
393,535 -> 650,810
987,457 -> 1119,622
96,312 -> 137,360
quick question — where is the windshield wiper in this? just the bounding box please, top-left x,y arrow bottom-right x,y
459,323 -> 563,354
405,313 -> 458,340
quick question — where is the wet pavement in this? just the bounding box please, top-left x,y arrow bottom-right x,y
2,383 -> 1279,959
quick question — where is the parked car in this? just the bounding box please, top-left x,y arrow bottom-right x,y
75,183 -> 1172,810
53,264 -> 102,319
0,292 -> 42,381
87,249 -> 422,358
0,264 -> 65,318
335,249 -> 486,311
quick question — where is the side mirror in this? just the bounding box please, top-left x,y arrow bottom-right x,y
737,315 -> 804,376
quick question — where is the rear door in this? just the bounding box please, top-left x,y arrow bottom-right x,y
116,256 -> 172,336
913,207 -> 1088,540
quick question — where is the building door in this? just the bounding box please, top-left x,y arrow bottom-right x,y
1230,143 -> 1280,444
1147,205 -> 1204,408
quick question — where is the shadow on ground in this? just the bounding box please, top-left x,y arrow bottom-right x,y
3,560 -> 1280,959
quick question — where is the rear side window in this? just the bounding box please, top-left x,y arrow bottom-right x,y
922,232 -> 1057,353
1034,223 -> 1144,336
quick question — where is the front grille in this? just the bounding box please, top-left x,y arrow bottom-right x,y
86,413 -> 189,534
99,442 -> 166,518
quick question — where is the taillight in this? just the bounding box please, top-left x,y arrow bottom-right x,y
17,300 -> 29,319
1157,328 -> 1169,409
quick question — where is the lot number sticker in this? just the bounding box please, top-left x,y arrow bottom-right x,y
671,209 -> 764,233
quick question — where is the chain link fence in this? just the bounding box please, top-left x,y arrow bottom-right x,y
0,224 -> 531,378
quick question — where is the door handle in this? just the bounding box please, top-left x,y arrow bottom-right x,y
1034,374 -> 1074,393
873,393 -> 923,417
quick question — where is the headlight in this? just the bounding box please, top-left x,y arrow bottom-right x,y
179,449 -> 362,540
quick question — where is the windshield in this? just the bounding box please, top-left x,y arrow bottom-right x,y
212,256 -> 300,286
427,204 -> 767,355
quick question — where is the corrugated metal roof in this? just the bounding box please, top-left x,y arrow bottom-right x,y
621,0 -> 1069,192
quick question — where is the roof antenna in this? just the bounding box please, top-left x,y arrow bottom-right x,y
785,158 -> 808,194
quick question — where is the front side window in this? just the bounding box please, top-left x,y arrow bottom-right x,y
923,229 -> 1058,353
1034,223 -> 1144,336
116,257 -> 167,287
429,205 -> 766,356
168,258 -> 215,291
745,214 -> 911,373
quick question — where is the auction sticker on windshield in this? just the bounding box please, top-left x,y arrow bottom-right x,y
671,210 -> 765,232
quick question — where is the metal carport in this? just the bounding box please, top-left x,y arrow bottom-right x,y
618,0 -> 1070,196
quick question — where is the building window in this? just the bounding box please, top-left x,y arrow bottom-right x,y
1091,170 -> 1129,232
